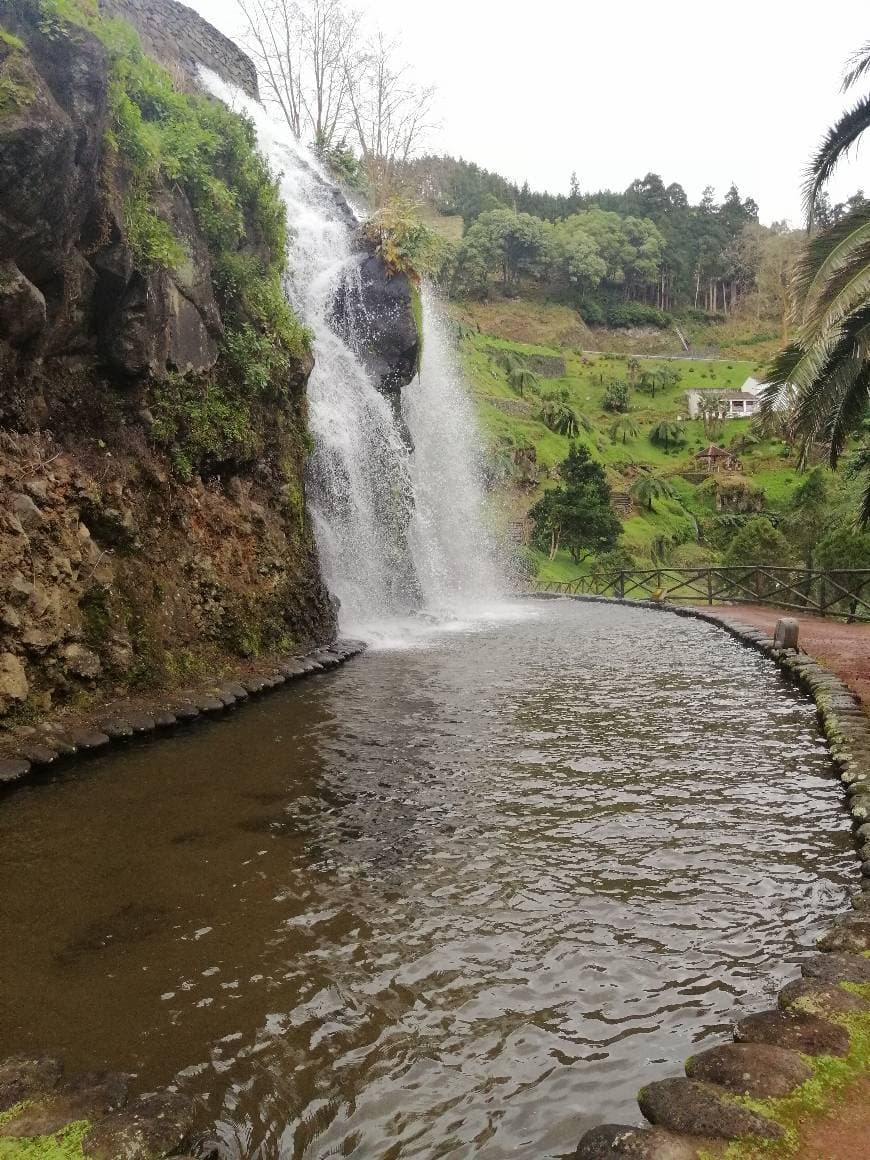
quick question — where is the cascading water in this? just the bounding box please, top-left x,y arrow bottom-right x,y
202,72 -> 503,638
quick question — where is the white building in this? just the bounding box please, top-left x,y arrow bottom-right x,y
685,388 -> 761,420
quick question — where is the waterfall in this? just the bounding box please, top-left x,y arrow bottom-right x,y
201,72 -> 503,638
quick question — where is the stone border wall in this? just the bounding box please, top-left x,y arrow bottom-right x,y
530,594 -> 870,1159
99,0 -> 259,98
0,639 -> 365,789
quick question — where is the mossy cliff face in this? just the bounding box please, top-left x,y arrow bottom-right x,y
0,0 -> 337,725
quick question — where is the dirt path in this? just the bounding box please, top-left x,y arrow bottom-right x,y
716,604 -> 870,707
714,605 -> 870,1160
794,1078 -> 870,1159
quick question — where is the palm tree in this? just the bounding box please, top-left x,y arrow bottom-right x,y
649,419 -> 686,449
609,416 -> 639,444
761,42 -> 870,519
508,366 -> 540,396
627,357 -> 641,386
630,474 -> 678,512
492,349 -> 524,376
539,400 -> 590,438
803,41 -> 870,226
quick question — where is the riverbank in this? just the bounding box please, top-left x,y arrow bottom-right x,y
715,604 -> 870,708
0,637 -> 365,790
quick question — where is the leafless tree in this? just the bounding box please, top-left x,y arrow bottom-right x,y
236,0 -> 304,138
236,0 -> 358,152
343,32 -> 436,202
235,0 -> 435,201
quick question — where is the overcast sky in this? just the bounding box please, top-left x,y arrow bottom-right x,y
188,0 -> 869,225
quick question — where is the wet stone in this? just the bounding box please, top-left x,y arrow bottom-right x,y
685,1042 -> 811,1098
82,1091 -> 195,1159
153,710 -> 177,728
734,1008 -> 849,1056
171,703 -> 199,722
638,1078 -> 782,1140
817,921 -> 870,953
99,719 -> 134,740
574,1123 -> 701,1159
778,978 -> 870,1018
48,734 -> 78,756
0,757 -> 31,783
72,732 -> 111,751
124,712 -> 156,733
0,1070 -> 128,1137
195,695 -> 224,713
214,689 -> 236,706
279,662 -> 306,678
0,1055 -> 63,1113
16,744 -> 58,767
222,681 -> 248,700
242,677 -> 267,694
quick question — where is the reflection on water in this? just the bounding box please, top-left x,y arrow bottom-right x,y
0,601 -> 856,1158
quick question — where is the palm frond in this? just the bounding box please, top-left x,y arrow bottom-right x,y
797,205 -> 870,313
802,93 -> 870,227
826,364 -> 870,462
843,41 -> 870,91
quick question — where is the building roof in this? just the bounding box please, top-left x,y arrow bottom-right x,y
695,444 -> 732,459
686,388 -> 759,401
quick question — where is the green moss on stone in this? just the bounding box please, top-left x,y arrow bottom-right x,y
700,992 -> 870,1158
0,1120 -> 88,1160
0,25 -> 35,117
410,282 -> 423,374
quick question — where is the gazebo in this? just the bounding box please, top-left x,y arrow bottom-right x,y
695,444 -> 737,473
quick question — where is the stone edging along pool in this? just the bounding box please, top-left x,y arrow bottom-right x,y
0,638 -> 367,792
530,594 -> 870,1159
2,602 -> 870,1158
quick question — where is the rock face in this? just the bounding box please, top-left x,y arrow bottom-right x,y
100,0 -> 259,99
0,3 -> 337,731
331,250 -> 421,407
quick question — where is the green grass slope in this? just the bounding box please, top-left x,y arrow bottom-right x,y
459,319 -> 808,580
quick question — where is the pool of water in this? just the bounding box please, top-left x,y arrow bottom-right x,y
0,600 -> 856,1157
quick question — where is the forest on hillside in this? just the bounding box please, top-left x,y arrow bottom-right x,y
397,159 -> 866,329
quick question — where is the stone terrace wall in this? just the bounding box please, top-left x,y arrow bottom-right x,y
99,0 -> 259,99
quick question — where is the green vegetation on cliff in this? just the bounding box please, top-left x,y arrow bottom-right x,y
12,0 -> 309,481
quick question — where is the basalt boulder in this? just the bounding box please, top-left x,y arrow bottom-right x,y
331,248 -> 420,406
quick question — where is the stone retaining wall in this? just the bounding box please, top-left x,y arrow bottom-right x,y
532,594 -> 870,1159
99,0 -> 259,98
0,639 -> 365,788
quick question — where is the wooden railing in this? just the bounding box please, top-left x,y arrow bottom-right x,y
533,567 -> 870,623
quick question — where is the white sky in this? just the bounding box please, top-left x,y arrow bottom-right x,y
187,0 -> 869,225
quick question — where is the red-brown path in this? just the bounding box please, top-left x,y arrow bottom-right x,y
713,604 -> 870,707
706,604 -> 870,1160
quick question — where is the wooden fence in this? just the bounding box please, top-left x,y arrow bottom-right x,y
533,567 -> 870,622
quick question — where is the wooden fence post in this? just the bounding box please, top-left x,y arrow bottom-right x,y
617,571 -> 625,599
707,570 -> 713,605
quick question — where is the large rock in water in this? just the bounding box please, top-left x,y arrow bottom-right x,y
331,250 -> 421,406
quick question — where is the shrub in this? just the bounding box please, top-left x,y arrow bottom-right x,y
577,297 -> 606,326
606,303 -> 669,329
602,381 -> 630,412
723,517 -> 791,567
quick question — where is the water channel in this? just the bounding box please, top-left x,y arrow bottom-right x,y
0,601 -> 856,1158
